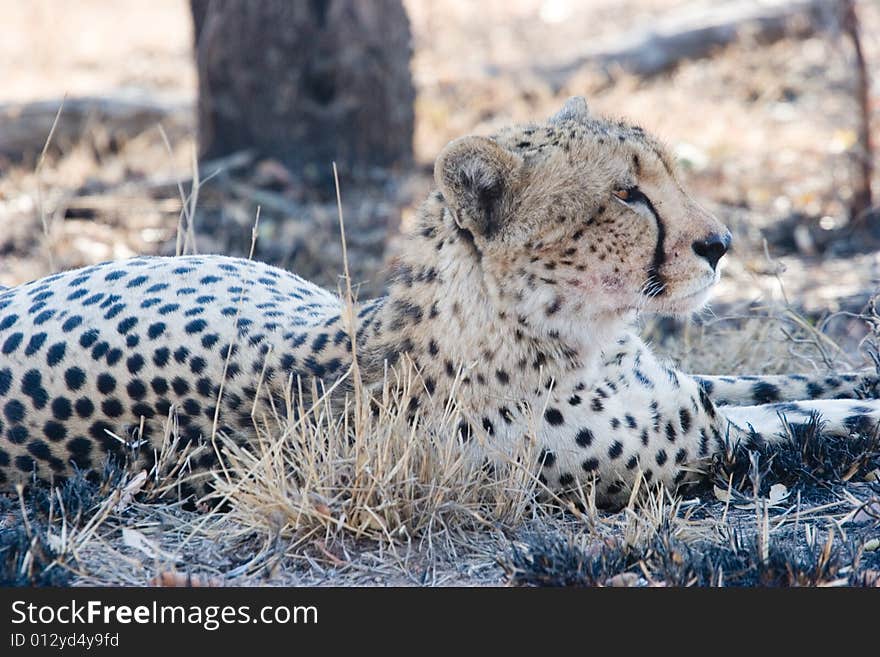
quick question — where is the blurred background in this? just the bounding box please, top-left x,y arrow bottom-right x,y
0,0 -> 878,364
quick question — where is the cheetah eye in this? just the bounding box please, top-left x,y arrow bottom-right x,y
612,186 -> 652,214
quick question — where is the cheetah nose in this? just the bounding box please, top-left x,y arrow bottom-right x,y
692,232 -> 731,271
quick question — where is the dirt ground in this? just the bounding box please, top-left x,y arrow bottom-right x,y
1,0 -> 880,586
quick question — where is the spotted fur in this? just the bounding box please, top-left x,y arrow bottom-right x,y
0,97 -> 878,507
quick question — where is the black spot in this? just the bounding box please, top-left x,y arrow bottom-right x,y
806,382 -> 825,399
153,348 -> 170,367
665,421 -> 676,442
28,440 -> 52,461
752,382 -> 781,404
544,408 -> 564,426
608,441 -> 623,459
51,397 -> 72,421
101,398 -> 124,418
173,347 -> 190,364
186,319 -> 207,334
457,421 -> 473,442
172,377 -> 190,396
66,437 -> 92,465
2,332 -> 23,354
183,399 -> 202,416
679,408 -> 691,433
190,357 -> 207,375
558,473 -> 575,486
151,377 -> 169,395
626,455 -> 638,470
698,387 -> 716,418
625,414 -> 637,429
696,378 -> 714,395
675,448 -> 688,464
21,370 -> 48,409
43,421 -> 66,442
655,449 -> 668,466
125,354 -> 145,375
610,417 -> 621,429
568,394 -> 582,406
15,455 -> 36,473
96,373 -> 116,395
482,417 -> 495,435
0,368 -> 11,396
495,369 -> 510,385
25,332 -> 47,356
148,322 -> 166,339
91,341 -> 109,360
159,303 -> 180,315
89,421 -> 117,452
575,428 -> 594,447
581,458 -> 599,472
4,399 -> 26,423
311,333 -> 328,353
843,414 -> 876,434
79,329 -> 99,348
46,342 -> 66,366
8,426 -> 28,445
34,309 -> 56,325
591,397 -> 604,412
126,380 -> 148,401
103,304 -> 124,320
699,429 -> 710,456
117,317 -> 138,334
75,398 -> 94,419
539,449 -> 556,468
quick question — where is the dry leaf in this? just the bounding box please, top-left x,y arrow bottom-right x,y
150,571 -> 225,587
768,483 -> 789,506
121,527 -> 180,562
713,485 -> 731,502
605,573 -> 639,587
114,470 -> 147,511
850,499 -> 880,525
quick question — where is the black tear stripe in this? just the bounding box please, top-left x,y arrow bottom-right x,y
628,188 -> 667,296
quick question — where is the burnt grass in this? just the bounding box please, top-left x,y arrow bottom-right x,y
0,461 -> 126,586
502,416 -> 880,587
3,417 -> 880,587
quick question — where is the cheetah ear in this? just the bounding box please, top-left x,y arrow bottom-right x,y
549,96 -> 589,124
434,136 -> 522,238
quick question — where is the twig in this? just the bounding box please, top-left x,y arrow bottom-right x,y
34,95 -> 66,273
841,0 -> 874,223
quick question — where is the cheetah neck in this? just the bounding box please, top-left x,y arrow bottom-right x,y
357,192 -> 627,404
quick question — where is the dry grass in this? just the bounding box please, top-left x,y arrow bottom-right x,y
4,288 -> 878,587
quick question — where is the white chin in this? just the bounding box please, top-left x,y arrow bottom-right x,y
655,286 -> 714,315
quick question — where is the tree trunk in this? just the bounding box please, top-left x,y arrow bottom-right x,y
191,0 -> 415,195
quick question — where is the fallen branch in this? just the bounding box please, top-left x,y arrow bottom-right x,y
532,0 -> 833,85
0,95 -> 192,160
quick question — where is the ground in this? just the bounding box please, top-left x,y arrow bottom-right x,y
1,0 -> 879,586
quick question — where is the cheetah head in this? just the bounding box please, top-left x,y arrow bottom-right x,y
434,97 -> 731,338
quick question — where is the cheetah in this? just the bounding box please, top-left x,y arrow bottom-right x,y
0,96 -> 878,507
